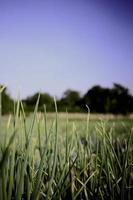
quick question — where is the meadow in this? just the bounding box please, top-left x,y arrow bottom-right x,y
0,99 -> 133,200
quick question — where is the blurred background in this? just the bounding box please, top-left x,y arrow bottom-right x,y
0,0 -> 133,114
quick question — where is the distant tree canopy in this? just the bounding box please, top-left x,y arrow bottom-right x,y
23,92 -> 54,112
57,89 -> 82,112
0,85 -> 14,115
0,83 -> 133,115
83,85 -> 110,113
83,84 -> 133,114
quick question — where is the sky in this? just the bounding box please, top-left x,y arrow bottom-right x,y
0,0 -> 133,99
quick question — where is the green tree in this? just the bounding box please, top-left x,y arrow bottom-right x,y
83,85 -> 110,113
58,89 -> 82,112
23,92 -> 54,112
110,83 -> 133,114
0,85 -> 14,115
83,84 -> 133,114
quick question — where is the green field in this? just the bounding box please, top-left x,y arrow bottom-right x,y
0,105 -> 133,200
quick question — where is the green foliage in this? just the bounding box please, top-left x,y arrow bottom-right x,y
58,89 -> 82,112
83,83 -> 133,114
0,85 -> 14,115
23,92 -> 54,112
1,83 -> 133,114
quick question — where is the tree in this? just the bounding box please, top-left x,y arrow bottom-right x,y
58,89 -> 82,112
83,84 -> 133,114
0,85 -> 14,114
83,85 -> 111,113
110,83 -> 133,114
23,92 -> 54,112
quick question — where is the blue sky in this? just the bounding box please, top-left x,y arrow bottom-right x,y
0,0 -> 133,98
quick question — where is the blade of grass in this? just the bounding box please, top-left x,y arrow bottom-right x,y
45,97 -> 58,200
74,171 -> 96,200
16,94 -> 40,200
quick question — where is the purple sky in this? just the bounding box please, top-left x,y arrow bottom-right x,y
0,0 -> 133,98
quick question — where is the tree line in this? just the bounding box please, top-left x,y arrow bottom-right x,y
0,83 -> 133,115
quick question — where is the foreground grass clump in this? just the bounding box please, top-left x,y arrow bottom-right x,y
0,99 -> 133,200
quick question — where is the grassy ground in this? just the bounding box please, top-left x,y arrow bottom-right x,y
0,109 -> 133,200
0,113 -> 133,145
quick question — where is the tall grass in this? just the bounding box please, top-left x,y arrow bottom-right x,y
0,97 -> 133,199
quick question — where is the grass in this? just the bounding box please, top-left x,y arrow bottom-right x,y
0,98 -> 133,199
